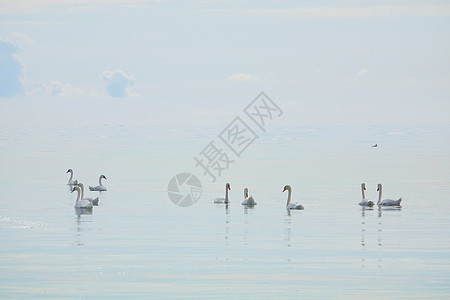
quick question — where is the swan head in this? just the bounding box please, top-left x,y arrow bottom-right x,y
226,183 -> 230,190
377,183 -> 382,191
66,169 -> 72,173
361,183 -> 366,190
101,175 -> 107,180
282,185 -> 291,192
71,186 -> 80,193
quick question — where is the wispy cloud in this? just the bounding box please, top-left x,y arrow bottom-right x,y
47,81 -> 97,97
26,80 -> 99,97
2,32 -> 34,46
357,68 -> 368,76
228,73 -> 260,81
101,69 -> 137,98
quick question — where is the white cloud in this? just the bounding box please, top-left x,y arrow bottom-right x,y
46,81 -> 88,97
227,73 -> 260,81
2,32 -> 34,46
101,69 -> 136,98
0,39 -> 25,98
26,81 -> 99,97
357,68 -> 368,76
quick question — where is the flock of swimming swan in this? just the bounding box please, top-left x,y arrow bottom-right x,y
67,169 -> 402,211
66,169 -> 107,209
214,182 -> 402,210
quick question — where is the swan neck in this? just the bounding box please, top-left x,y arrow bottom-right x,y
75,188 -> 81,203
225,186 -> 229,204
377,186 -> 382,204
68,171 -> 73,183
80,185 -> 84,200
99,176 -> 103,186
361,185 -> 365,199
286,188 -> 292,206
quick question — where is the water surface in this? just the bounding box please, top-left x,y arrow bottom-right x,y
1,124 -> 449,298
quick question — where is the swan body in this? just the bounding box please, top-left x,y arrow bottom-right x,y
78,183 -> 99,205
358,183 -> 374,207
89,175 -> 107,191
66,169 -> 78,185
214,183 -> 230,204
377,183 -> 402,207
283,185 -> 304,210
71,186 -> 93,209
241,188 -> 257,206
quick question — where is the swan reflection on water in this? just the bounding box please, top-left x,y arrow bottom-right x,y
377,205 -> 402,217
75,207 -> 93,216
360,206 -> 384,269
74,211 -> 93,246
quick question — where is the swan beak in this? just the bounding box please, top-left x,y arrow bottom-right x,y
377,187 -> 379,191
228,186 -> 231,190
282,187 -> 286,192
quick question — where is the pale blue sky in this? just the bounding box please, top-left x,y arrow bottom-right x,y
1,0 -> 449,127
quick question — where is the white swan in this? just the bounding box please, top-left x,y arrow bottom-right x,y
78,183 -> 99,205
71,186 -> 93,209
241,188 -> 257,206
377,183 -> 402,207
358,183 -> 374,207
66,169 -> 78,185
283,185 -> 304,210
89,175 -> 107,191
214,183 -> 230,204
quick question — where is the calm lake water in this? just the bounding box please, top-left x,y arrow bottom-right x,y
1,124 -> 449,298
